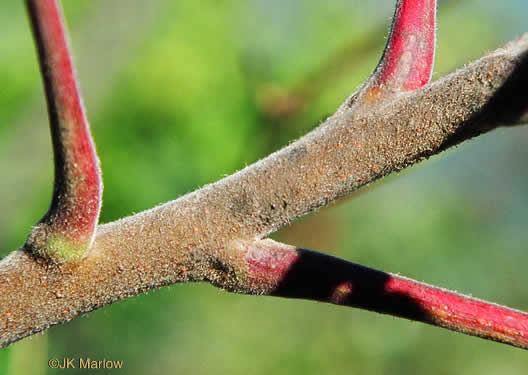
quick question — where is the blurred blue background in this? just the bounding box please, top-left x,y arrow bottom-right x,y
1,0 -> 528,374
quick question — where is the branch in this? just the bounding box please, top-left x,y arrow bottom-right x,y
261,0 -> 463,121
236,240 -> 528,350
359,0 -> 437,104
23,0 -> 102,261
1,32 -> 528,348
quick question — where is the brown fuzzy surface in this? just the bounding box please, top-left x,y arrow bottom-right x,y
1,34 -> 528,348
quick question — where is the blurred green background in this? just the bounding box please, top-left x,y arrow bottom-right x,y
1,0 -> 528,374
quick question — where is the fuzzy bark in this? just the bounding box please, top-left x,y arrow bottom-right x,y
1,34 -> 528,349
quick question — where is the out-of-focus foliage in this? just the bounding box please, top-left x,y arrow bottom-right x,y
1,1 -> 528,374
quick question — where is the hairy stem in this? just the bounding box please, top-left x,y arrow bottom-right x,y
24,0 -> 102,261
2,0 -> 527,353
376,0 -> 437,90
229,240 -> 528,350
354,0 -> 437,106
0,34 -> 527,348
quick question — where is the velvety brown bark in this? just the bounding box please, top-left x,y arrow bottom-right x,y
1,34 -> 527,349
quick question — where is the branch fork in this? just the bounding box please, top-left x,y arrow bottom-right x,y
2,0 -> 528,352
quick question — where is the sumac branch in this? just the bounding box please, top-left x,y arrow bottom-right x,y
1,0 -> 528,353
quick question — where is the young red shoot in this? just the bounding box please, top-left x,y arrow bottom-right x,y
359,0 -> 437,105
237,240 -> 528,350
24,0 -> 102,262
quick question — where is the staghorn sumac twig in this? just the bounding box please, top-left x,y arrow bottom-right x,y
370,0 -> 437,93
344,0 -> 437,109
1,32 -> 527,348
23,0 -> 102,262
229,239 -> 528,350
1,0 -> 527,353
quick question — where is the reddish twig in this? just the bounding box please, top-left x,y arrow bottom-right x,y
374,0 -> 437,90
232,240 -> 528,350
1,0 -> 527,353
260,1 -> 461,121
24,0 -> 102,261
351,0 -> 437,107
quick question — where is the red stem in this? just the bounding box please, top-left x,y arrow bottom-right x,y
378,0 -> 436,90
25,0 -> 102,260
236,240 -> 528,350
358,0 -> 437,104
